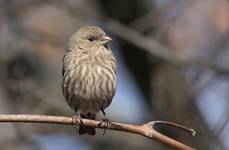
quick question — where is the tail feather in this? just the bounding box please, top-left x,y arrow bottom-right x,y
79,113 -> 96,135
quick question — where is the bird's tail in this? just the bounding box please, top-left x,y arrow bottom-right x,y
79,113 -> 96,135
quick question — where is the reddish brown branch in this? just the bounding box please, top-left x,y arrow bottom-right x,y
0,114 -> 195,150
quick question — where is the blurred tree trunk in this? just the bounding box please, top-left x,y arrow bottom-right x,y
98,0 -> 220,149
98,0 -> 155,101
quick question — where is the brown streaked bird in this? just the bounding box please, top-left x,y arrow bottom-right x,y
62,26 -> 117,135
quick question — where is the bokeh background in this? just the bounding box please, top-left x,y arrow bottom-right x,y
0,0 -> 229,149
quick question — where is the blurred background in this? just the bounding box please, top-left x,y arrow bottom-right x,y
0,0 -> 228,149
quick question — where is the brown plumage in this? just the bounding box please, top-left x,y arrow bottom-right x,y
62,26 -> 117,135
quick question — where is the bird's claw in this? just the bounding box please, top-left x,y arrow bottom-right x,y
72,114 -> 83,133
98,118 -> 110,135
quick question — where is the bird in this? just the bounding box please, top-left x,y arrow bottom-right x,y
62,26 -> 117,135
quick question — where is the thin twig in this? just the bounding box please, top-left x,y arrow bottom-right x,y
0,114 -> 195,150
153,121 -> 196,136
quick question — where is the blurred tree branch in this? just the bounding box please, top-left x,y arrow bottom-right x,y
106,19 -> 229,75
0,114 -> 195,150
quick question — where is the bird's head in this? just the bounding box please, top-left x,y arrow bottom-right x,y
68,26 -> 112,51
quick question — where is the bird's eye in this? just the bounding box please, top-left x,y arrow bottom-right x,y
88,36 -> 95,42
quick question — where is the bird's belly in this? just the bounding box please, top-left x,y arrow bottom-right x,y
71,65 -> 115,114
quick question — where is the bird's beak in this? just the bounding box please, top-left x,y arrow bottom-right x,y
101,36 -> 112,45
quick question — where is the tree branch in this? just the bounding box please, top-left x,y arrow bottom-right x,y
0,114 -> 195,150
106,19 -> 229,75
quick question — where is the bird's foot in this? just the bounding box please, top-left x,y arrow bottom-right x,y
98,118 -> 110,135
72,114 -> 83,134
